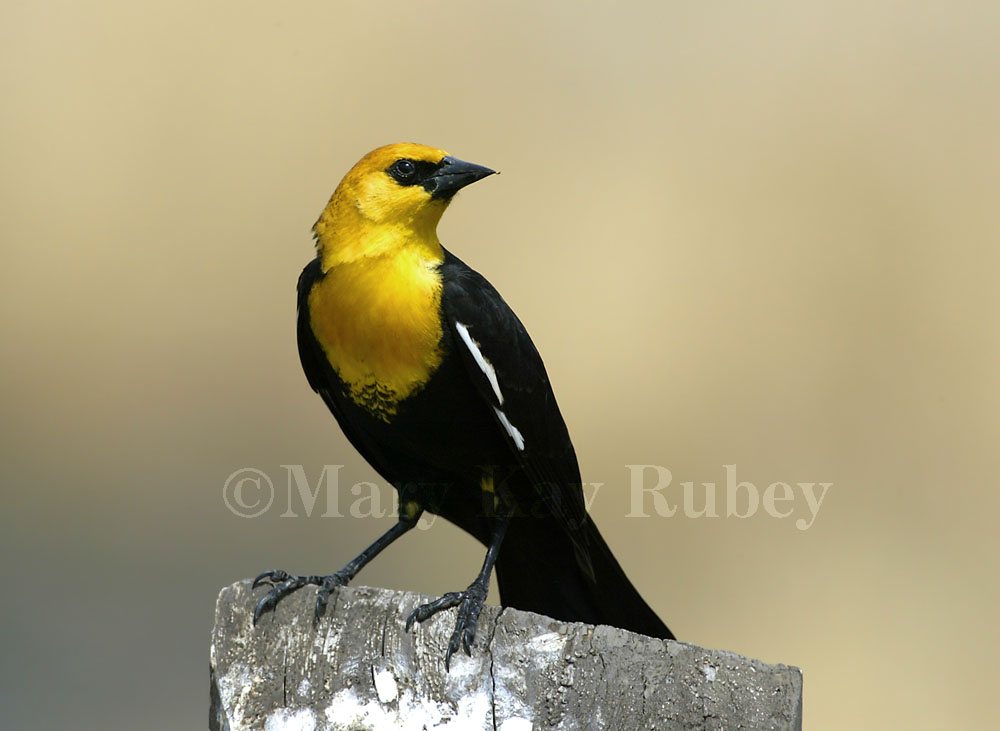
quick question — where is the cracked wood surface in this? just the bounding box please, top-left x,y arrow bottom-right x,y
210,580 -> 802,730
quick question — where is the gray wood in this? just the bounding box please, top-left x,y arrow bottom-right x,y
211,581 -> 802,730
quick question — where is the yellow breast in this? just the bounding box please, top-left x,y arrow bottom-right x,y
308,247 -> 444,421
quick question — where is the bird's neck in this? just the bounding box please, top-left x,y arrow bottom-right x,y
319,223 -> 444,269
314,196 -> 446,270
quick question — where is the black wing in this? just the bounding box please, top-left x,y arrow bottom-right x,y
439,249 -> 596,572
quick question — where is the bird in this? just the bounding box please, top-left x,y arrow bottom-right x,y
252,143 -> 674,667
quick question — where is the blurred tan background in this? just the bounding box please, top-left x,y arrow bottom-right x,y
2,1 -> 998,728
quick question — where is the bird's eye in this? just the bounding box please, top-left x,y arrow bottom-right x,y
389,159 -> 417,182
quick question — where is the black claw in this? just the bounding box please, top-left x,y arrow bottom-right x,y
252,569 -> 289,589
445,627 -> 466,670
252,600 -> 267,625
314,574 -> 345,623
405,592 -> 463,634
253,590 -> 277,625
250,569 -> 352,627
405,584 -> 488,670
253,577 -> 302,625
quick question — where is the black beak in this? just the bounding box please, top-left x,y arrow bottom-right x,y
424,156 -> 496,199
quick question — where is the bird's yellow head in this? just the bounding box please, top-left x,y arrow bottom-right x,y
313,143 -> 495,267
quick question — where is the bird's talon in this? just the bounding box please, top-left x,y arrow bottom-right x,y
253,601 -> 274,625
252,569 -> 289,589
406,585 -> 487,669
314,574 -> 345,622
250,570 -> 352,626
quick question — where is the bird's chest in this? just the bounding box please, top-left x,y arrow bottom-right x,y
308,255 -> 444,420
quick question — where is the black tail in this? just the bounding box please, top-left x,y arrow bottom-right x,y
494,514 -> 674,640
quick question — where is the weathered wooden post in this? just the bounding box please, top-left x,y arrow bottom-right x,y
211,581 -> 802,730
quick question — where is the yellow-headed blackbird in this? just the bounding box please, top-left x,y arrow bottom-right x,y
253,143 -> 673,666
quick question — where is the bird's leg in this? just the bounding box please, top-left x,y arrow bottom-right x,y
252,512 -> 422,625
405,513 -> 510,669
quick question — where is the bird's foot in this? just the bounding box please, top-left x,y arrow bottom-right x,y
405,577 -> 490,670
251,569 -> 350,624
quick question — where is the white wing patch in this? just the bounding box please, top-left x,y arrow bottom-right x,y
494,407 -> 526,451
455,322 -> 504,405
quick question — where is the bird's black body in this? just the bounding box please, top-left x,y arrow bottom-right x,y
293,250 -> 673,641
